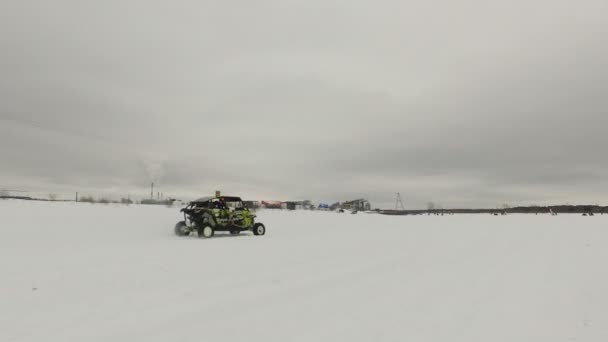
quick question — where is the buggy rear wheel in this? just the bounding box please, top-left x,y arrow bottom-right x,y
174,221 -> 189,236
198,225 -> 215,238
252,223 -> 266,236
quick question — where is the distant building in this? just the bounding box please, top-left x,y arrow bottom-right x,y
341,199 -> 371,211
283,200 -> 314,210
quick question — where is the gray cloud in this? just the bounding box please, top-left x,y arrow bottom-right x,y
1,0 -> 607,207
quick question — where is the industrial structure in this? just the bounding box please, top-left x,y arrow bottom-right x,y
341,199 -> 371,211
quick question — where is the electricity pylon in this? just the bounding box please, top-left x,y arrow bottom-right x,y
395,192 -> 405,210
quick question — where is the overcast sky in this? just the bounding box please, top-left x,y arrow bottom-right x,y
1,0 -> 607,208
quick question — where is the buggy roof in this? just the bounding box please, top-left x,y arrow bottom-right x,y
192,196 -> 243,203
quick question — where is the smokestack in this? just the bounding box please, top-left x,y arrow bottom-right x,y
151,182 -> 154,199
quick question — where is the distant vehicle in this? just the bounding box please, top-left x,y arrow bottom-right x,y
174,195 -> 266,238
261,200 -> 282,209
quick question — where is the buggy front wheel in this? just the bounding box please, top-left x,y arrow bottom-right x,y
252,223 -> 266,236
198,225 -> 215,238
174,221 -> 189,236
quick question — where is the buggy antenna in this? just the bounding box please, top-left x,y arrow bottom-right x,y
395,192 -> 405,210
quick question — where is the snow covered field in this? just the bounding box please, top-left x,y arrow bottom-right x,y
1,200 -> 607,342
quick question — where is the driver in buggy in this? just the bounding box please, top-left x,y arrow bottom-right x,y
211,197 -> 236,222
211,198 -> 223,209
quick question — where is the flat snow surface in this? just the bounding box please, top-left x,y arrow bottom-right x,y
2,200 -> 607,342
